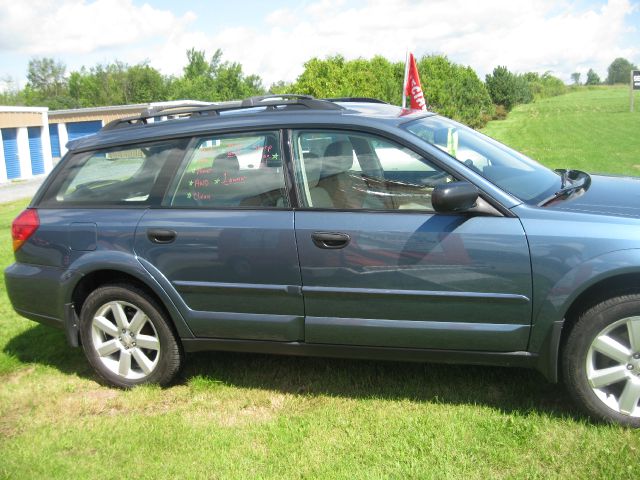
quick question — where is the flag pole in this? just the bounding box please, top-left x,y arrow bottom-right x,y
402,49 -> 409,109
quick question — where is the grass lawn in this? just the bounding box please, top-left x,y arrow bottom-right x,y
482,85 -> 640,175
2,88 -> 640,478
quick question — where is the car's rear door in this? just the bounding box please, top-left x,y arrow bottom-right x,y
134,130 -> 305,341
290,129 -> 532,351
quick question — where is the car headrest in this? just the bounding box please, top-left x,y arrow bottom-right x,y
322,140 -> 353,177
213,152 -> 240,174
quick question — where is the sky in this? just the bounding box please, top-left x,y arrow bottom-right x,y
0,0 -> 638,91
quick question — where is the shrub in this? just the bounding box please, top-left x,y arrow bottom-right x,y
292,55 -> 404,105
287,54 -> 493,128
485,66 -> 533,111
416,55 -> 493,128
522,71 -> 566,100
493,104 -> 508,120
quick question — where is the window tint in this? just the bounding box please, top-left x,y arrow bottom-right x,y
168,131 -> 287,208
293,131 -> 455,211
44,140 -> 186,206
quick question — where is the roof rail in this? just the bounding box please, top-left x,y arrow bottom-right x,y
101,94 -> 343,131
325,97 -> 388,104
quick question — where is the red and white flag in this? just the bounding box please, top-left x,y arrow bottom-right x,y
403,52 -> 427,110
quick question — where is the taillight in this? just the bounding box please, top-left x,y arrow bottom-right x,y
11,209 -> 39,252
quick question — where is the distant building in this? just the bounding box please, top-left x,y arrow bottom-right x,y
0,106 -> 52,183
1,100 -> 208,183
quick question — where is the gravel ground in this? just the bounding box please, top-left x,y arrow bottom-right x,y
0,176 -> 46,204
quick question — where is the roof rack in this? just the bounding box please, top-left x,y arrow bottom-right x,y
325,97 -> 388,104
101,94 -> 344,131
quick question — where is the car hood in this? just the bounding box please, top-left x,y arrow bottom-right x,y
547,174 -> 640,218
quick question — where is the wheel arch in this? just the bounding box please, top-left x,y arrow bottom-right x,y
64,256 -> 194,346
530,249 -> 640,382
559,272 -> 640,353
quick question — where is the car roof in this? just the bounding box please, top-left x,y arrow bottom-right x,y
66,97 -> 436,153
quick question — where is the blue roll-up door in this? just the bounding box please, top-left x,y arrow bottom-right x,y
49,124 -> 60,158
2,128 -> 20,180
66,120 -> 103,141
28,126 -> 45,175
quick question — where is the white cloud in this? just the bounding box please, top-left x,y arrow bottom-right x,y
144,0 -> 637,86
0,0 -> 636,87
0,0 -> 194,54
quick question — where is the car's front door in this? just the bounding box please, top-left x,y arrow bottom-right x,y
290,129 -> 532,351
135,130 -> 304,341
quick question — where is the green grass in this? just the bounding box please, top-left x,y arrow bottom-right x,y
482,85 -> 640,175
2,88 -> 640,478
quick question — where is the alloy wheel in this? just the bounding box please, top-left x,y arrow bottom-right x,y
586,316 -> 640,417
90,300 -> 161,380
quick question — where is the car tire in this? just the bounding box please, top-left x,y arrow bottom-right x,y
79,284 -> 183,388
563,294 -> 640,426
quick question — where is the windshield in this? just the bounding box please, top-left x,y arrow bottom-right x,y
403,116 -> 560,204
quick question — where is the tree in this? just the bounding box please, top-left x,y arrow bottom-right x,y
485,66 -> 533,111
26,57 -> 67,97
124,64 -> 167,103
168,48 -> 263,101
0,75 -> 24,106
585,69 -> 601,85
268,80 -> 293,94
571,72 -> 581,85
69,62 -> 129,106
68,61 -> 167,107
183,48 -> 218,80
606,57 -> 637,84
23,57 -> 76,108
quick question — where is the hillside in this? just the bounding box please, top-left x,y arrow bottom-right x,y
482,86 -> 640,176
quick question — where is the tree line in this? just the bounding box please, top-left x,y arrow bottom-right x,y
0,50 -> 636,129
571,58 -> 638,86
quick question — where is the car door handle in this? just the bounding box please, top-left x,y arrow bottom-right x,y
147,229 -> 177,244
311,232 -> 350,249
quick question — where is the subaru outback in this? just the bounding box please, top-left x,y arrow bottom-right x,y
6,95 -> 640,426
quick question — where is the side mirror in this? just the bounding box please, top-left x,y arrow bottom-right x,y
432,181 -> 479,213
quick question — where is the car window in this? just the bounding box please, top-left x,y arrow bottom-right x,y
292,130 -> 455,211
404,116 -> 560,203
42,139 -> 187,206
167,131 -> 288,208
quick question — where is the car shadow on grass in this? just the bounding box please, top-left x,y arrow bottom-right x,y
3,324 -> 90,377
4,324 -> 585,422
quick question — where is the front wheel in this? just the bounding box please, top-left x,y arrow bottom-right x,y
79,284 -> 183,388
563,294 -> 640,426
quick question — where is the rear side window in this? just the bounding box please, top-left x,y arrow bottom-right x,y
40,139 -> 188,207
166,131 -> 288,208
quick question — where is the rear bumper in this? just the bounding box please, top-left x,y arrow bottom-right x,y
4,262 -> 75,329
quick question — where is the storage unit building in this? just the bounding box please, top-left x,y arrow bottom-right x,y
0,107 -> 52,183
1,101 -> 211,182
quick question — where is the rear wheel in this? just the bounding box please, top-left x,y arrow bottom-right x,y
563,294 -> 640,426
79,284 -> 183,388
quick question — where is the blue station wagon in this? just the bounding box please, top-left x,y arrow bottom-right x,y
6,95 -> 640,426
